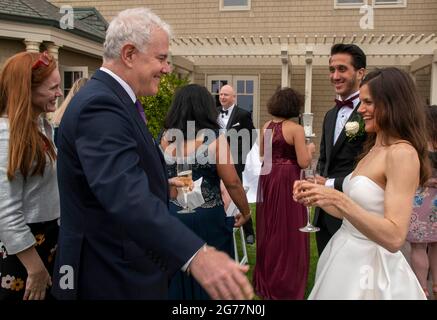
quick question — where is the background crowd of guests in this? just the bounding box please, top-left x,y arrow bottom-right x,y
0,6 -> 435,301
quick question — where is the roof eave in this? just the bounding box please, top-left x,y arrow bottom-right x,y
0,13 -> 104,43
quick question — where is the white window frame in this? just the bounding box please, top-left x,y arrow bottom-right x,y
59,66 -> 88,103
233,76 -> 259,126
334,0 -> 406,9
334,0 -> 364,9
206,75 -> 259,127
220,0 -> 251,11
373,0 -> 406,8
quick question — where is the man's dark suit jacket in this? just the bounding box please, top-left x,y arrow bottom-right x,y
314,104 -> 366,244
219,105 -> 256,178
52,70 -> 204,299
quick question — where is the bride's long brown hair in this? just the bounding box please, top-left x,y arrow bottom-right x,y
358,67 -> 431,186
0,51 -> 57,180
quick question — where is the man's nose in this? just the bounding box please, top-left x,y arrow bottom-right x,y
332,70 -> 341,80
162,61 -> 171,73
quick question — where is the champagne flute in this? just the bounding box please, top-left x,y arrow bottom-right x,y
177,162 -> 195,214
299,167 -> 320,233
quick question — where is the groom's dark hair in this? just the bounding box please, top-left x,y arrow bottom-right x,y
330,44 -> 366,70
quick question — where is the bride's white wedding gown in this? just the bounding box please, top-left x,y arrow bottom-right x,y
309,174 -> 427,300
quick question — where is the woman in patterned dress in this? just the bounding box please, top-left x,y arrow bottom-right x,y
407,105 -> 437,298
159,84 -> 251,299
0,51 -> 62,300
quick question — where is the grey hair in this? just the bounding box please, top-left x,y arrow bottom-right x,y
103,7 -> 172,61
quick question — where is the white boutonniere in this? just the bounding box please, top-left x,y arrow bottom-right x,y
345,115 -> 365,142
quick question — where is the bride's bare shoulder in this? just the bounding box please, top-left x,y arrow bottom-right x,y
388,141 -> 417,156
386,141 -> 419,167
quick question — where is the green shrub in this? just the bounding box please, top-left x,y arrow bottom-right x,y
139,73 -> 190,138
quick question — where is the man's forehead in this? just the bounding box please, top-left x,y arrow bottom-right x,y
220,86 -> 233,95
329,53 -> 353,67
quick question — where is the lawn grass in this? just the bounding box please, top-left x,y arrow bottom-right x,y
236,204 -> 319,299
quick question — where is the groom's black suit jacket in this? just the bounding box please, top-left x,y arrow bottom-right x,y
314,103 -> 366,242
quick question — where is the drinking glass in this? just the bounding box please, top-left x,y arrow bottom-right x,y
299,167 -> 320,233
177,162 -> 195,213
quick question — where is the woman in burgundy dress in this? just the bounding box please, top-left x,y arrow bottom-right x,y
253,87 -> 315,299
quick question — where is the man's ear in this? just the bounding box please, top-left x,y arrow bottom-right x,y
120,43 -> 137,68
357,68 -> 366,82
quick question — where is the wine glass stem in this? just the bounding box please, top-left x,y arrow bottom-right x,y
184,191 -> 188,210
307,207 -> 311,226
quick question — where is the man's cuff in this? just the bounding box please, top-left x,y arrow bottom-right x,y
325,178 -> 335,189
181,244 -> 207,273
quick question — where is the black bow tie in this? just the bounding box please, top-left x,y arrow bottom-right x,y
335,94 -> 359,109
220,109 -> 229,116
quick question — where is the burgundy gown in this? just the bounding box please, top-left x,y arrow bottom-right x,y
253,121 -> 309,300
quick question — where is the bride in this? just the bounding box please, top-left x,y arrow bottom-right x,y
294,67 -> 430,300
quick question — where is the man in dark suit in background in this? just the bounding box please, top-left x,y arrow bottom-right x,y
314,44 -> 367,255
52,7 -> 253,300
218,85 -> 256,244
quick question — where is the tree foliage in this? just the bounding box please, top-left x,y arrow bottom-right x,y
139,73 -> 189,138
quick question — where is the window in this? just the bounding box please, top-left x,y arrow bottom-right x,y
335,0 -> 406,8
207,75 -> 259,125
63,71 -> 83,97
59,66 -> 88,101
210,77 -> 232,107
220,0 -> 251,11
235,78 -> 254,114
335,0 -> 364,8
374,0 -> 406,7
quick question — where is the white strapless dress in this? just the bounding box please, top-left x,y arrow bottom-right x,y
308,174 -> 426,300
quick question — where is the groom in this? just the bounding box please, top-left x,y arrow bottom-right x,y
314,44 -> 367,255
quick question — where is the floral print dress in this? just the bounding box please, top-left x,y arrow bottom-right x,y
407,151 -> 437,243
0,220 -> 58,299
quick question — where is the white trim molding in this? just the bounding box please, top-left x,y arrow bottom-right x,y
171,33 -> 437,66
0,20 -> 103,58
172,32 -> 436,115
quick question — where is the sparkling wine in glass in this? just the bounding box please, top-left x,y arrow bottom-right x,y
177,163 -> 195,214
299,167 -> 320,233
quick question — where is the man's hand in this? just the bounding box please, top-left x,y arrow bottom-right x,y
168,177 -> 193,199
189,246 -> 254,300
